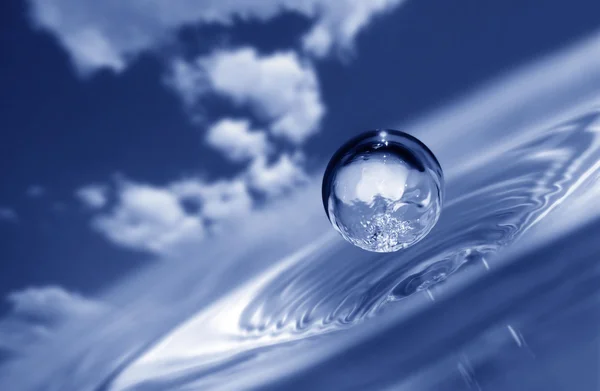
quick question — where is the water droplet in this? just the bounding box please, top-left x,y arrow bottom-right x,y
322,130 -> 444,252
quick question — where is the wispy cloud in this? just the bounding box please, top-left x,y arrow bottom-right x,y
169,178 -> 252,223
0,208 -> 17,223
25,185 -> 45,198
92,180 -> 205,255
27,0 -> 406,74
301,0 -> 407,58
169,48 -> 325,144
205,118 -> 271,162
35,0 -> 405,256
0,286 -> 106,355
89,166 -> 308,255
247,154 -> 308,197
85,48 -> 324,255
167,48 -> 320,210
76,184 -> 108,209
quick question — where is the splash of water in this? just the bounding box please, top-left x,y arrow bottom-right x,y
104,108 -> 600,390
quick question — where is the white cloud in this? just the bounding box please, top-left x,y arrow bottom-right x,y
27,0 -> 406,74
169,48 -> 325,144
302,0 -> 407,57
166,58 -> 209,110
302,25 -> 334,58
25,1 -> 405,226
26,185 -> 45,198
92,177 -> 256,255
38,0 -> 397,254
89,165 -> 312,253
247,154 -> 308,197
76,184 -> 108,209
93,181 -> 205,255
170,178 -> 253,222
0,286 -> 106,353
200,48 -> 324,144
64,28 -> 126,74
6,286 -> 105,320
206,118 -> 270,162
0,208 -> 17,223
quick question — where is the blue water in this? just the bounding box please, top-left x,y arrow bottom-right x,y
2,37 -> 600,391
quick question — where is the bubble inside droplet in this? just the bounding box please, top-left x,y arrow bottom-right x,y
322,129 -> 444,252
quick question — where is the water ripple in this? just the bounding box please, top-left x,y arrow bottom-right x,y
237,111 -> 600,337
105,109 -> 600,390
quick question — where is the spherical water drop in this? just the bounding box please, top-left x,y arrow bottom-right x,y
322,130 -> 444,252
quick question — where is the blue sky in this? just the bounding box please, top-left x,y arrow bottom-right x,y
0,0 -> 599,336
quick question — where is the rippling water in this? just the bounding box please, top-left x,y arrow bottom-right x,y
2,36 -> 600,391
99,107 -> 600,391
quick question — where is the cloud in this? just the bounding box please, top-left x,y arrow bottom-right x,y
0,208 -> 17,223
27,0 -> 406,74
169,48 -> 325,144
5,286 -> 105,320
30,0 -> 407,254
26,185 -> 45,198
92,181 -> 205,255
90,177 -> 258,255
247,154 -> 308,197
88,165 -> 309,254
205,118 -> 270,162
0,286 -> 106,354
301,0 -> 407,57
170,178 -> 253,222
165,49 -> 319,229
302,25 -> 334,58
166,58 -> 210,112
76,184 -> 108,209
200,48 -> 324,144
